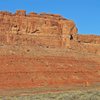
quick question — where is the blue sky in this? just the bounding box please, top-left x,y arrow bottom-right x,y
0,0 -> 100,35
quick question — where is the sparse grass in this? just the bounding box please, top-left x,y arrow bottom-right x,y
0,89 -> 100,100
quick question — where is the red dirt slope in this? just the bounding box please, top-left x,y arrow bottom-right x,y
0,51 -> 99,89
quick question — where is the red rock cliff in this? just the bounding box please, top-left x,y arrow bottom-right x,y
0,10 -> 100,55
0,10 -> 78,47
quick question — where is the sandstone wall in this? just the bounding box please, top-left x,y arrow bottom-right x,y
0,10 -> 100,54
0,10 -> 78,48
77,34 -> 100,44
72,34 -> 100,55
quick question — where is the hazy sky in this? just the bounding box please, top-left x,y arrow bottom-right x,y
0,0 -> 100,35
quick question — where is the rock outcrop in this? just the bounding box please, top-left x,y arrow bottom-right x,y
0,10 -> 100,55
77,34 -> 100,44
76,34 -> 100,55
0,10 -> 77,48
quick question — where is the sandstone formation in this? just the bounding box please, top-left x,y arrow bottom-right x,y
0,10 -> 100,54
0,10 -> 100,55
0,10 -> 77,48
76,34 -> 100,55
0,10 -> 100,91
77,34 -> 100,44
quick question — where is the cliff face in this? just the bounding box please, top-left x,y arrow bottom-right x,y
76,34 -> 100,55
0,10 -> 100,55
0,10 -> 77,47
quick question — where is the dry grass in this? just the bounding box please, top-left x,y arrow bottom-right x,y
0,89 -> 100,100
